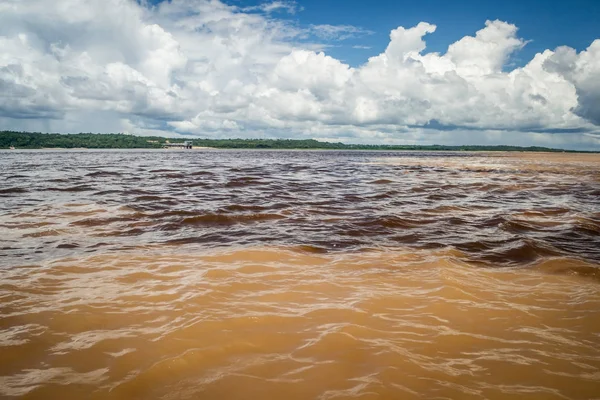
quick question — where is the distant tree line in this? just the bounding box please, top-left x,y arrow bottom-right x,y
0,131 -> 581,152
192,138 -> 349,149
0,131 -> 163,149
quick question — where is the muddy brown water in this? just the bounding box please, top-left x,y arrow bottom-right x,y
1,150 -> 599,399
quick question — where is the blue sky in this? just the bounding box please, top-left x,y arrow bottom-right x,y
1,0 -> 600,149
229,0 -> 600,67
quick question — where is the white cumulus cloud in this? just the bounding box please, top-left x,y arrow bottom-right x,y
0,0 -> 599,149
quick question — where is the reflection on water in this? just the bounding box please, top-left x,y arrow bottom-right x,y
1,150 -> 599,399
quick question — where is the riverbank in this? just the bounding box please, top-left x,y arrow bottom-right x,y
2,131 -> 597,152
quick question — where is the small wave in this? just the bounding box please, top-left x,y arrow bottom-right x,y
85,170 -> 122,177
135,195 -> 168,202
70,215 -> 145,227
425,205 -> 472,214
445,217 -> 468,225
146,210 -> 198,219
473,239 -> 562,266
47,185 -> 94,192
94,228 -> 146,237
123,189 -> 155,196
222,204 -> 268,212
181,213 -> 286,226
501,219 -> 565,233
163,173 -> 186,179
368,190 -> 399,199
520,207 -> 571,217
369,179 -> 394,184
293,245 -> 329,254
357,216 -> 437,229
162,234 -> 230,245
190,171 -> 215,176
0,187 -> 28,194
225,177 -> 267,187
572,217 -> 600,234
4,174 -> 29,180
56,243 -> 79,249
93,189 -> 122,196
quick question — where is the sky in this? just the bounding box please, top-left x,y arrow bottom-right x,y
1,0 -> 599,149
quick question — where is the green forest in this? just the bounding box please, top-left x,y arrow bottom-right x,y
0,130 -> 581,152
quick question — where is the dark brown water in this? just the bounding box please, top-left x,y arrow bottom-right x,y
1,150 -> 599,399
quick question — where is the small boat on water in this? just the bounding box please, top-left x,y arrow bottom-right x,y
9,146 -> 15,150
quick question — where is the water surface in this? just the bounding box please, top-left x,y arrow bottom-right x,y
1,150 -> 599,399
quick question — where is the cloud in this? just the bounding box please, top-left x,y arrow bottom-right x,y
544,40 -> 600,125
242,1 -> 301,15
0,0 -> 599,149
309,24 -> 374,41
